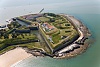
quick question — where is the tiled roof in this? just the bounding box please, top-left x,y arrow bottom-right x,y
44,22 -> 54,29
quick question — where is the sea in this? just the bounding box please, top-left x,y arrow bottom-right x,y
0,0 -> 100,67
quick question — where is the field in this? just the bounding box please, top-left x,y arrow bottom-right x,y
36,17 -> 50,22
36,13 -> 78,49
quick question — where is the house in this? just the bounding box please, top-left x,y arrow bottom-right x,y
42,22 -> 54,31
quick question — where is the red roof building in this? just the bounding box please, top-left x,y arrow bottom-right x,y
43,22 -> 54,31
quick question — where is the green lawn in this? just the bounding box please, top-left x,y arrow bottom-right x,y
37,17 -> 50,22
52,34 -> 61,44
17,33 -> 37,39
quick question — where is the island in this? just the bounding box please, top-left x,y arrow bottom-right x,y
0,13 -> 91,59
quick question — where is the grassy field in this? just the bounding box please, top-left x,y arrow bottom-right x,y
37,17 -> 50,22
50,16 -> 75,46
17,33 -> 37,39
36,14 -> 78,49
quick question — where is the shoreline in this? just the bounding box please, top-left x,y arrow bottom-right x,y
53,14 -> 91,59
0,47 -> 32,67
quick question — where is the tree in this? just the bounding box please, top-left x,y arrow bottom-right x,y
0,33 -> 2,38
12,33 -> 17,38
0,29 -> 6,36
7,24 -> 12,29
4,34 -> 9,39
48,13 -> 56,17
21,34 -> 24,38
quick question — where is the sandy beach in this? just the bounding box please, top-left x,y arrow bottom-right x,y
0,47 -> 32,67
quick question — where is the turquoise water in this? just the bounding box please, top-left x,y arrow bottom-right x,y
0,0 -> 100,67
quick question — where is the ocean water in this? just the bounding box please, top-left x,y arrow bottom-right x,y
0,0 -> 100,67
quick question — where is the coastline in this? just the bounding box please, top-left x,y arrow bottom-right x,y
0,47 -> 32,67
53,14 -> 91,59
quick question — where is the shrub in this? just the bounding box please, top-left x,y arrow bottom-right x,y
65,24 -> 70,26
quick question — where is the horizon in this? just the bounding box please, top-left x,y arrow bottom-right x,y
0,0 -> 100,25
